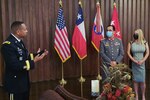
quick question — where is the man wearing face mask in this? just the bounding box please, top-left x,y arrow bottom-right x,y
100,25 -> 124,80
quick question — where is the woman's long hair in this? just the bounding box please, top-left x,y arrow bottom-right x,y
134,29 -> 145,45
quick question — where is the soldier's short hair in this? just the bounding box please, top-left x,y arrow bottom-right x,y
11,21 -> 24,33
107,25 -> 115,31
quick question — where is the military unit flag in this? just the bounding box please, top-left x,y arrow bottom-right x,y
91,2 -> 104,52
111,3 -> 122,39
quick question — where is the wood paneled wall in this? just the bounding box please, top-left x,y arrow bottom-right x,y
0,0 -> 150,85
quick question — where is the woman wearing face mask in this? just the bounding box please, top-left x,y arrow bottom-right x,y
100,25 -> 124,80
127,29 -> 149,100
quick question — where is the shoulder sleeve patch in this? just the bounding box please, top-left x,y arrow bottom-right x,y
2,41 -> 11,45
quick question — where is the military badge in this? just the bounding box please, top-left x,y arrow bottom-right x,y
105,42 -> 109,46
114,42 -> 120,46
19,57 -> 23,61
17,47 -> 23,55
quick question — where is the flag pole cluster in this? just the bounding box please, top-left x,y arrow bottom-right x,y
54,1 -> 122,62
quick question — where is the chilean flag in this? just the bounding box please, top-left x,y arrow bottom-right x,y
72,3 -> 87,60
91,2 -> 104,52
111,3 -> 122,39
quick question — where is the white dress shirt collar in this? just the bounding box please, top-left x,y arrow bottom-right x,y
11,33 -> 21,42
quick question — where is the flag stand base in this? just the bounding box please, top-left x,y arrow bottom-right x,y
79,76 -> 86,83
59,78 -> 67,86
96,74 -> 102,80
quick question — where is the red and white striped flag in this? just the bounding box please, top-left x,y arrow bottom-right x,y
111,3 -> 122,39
91,2 -> 104,52
72,2 -> 87,59
54,5 -> 71,63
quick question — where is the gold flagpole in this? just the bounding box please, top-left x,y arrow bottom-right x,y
59,62 -> 67,86
77,0 -> 85,97
58,0 -> 67,87
97,52 -> 102,80
79,59 -> 85,97
95,0 -> 102,81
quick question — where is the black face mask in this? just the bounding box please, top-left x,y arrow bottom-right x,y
133,34 -> 138,40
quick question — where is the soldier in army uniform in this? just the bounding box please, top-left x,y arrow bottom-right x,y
100,25 -> 124,80
1,21 -> 48,100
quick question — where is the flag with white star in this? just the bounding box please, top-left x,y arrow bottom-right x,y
111,3 -> 122,39
72,3 -> 87,59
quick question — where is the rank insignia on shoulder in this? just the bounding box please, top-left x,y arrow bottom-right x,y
2,41 -> 11,44
114,42 -> 120,46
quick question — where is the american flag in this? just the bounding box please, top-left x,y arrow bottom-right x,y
54,6 -> 71,62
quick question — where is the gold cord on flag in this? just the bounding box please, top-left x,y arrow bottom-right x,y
59,62 -> 67,86
79,60 -> 85,97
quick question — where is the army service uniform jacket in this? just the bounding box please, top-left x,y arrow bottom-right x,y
1,34 -> 35,94
100,38 -> 124,66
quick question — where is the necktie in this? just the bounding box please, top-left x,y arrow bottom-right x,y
20,40 -> 24,48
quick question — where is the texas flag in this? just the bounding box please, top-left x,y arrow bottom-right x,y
111,3 -> 122,39
91,2 -> 104,52
72,2 -> 87,60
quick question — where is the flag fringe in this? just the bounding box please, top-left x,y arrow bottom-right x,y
91,41 -> 99,52
72,46 -> 87,60
54,47 -> 71,63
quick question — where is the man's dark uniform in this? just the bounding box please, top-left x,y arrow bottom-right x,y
100,38 -> 124,80
1,34 -> 35,100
